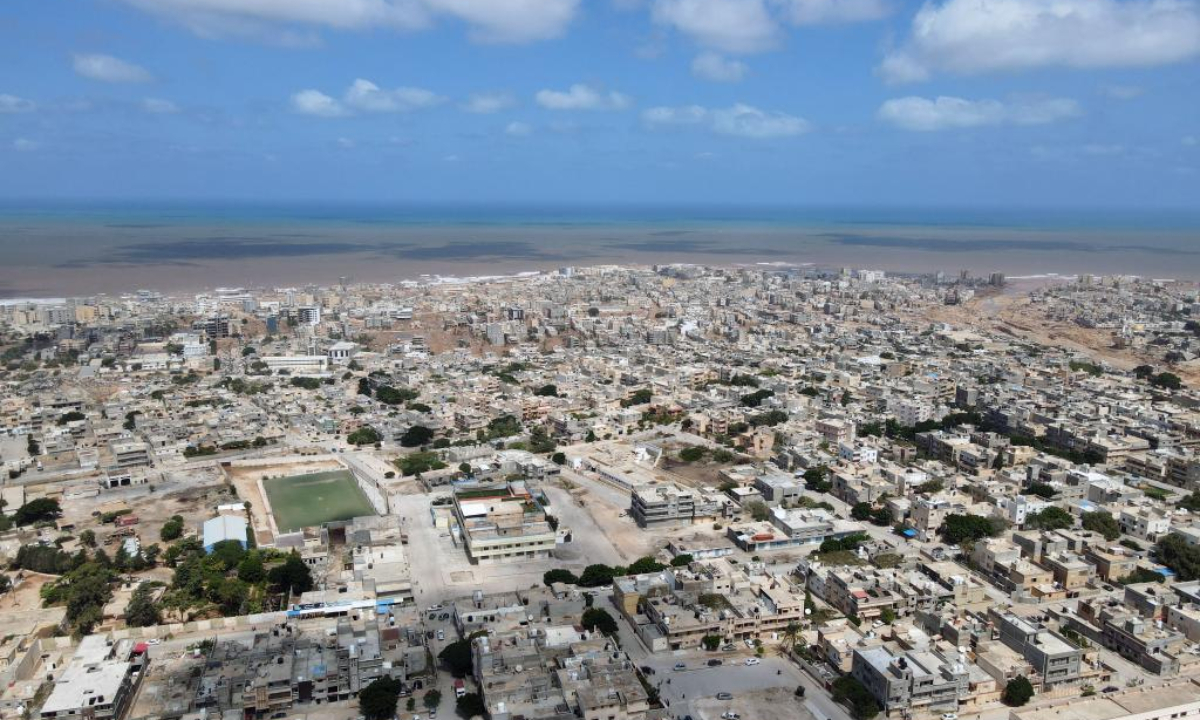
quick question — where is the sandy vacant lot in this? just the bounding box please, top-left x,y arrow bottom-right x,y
0,573 -> 67,638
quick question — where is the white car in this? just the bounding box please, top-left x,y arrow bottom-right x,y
437,630 -> 445,641
942,713 -> 959,720
147,639 -> 162,645
744,658 -> 761,666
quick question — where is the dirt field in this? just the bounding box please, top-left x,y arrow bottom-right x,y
920,280 -> 1200,382
225,459 -> 344,544
55,467 -> 229,557
0,573 -> 66,638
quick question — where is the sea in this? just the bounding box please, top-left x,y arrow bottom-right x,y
1,202 -> 1198,297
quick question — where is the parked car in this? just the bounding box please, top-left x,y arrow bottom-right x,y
941,713 -> 958,720
721,713 -> 741,720
674,663 -> 687,671
707,659 -> 723,667
436,630 -> 445,641
745,658 -> 761,666
716,692 -> 733,701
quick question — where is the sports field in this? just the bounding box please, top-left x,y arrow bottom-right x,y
263,470 -> 376,532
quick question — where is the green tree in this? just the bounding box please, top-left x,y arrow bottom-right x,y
1003,676 -> 1035,707
534,384 -> 558,397
237,553 -> 266,584
439,639 -> 474,678
375,385 -> 419,405
125,583 -> 162,627
1025,507 -> 1074,531
851,502 -> 873,521
543,569 -> 578,586
581,608 -> 618,635
161,515 -> 185,541
1081,511 -> 1121,541
702,634 -> 722,651
671,554 -> 693,567
940,514 -> 1005,544
347,426 -> 382,446
740,389 -> 774,407
1151,372 -> 1183,390
79,529 -> 97,547
627,556 -> 665,574
1177,492 -> 1200,512
14,497 -> 62,526
359,677 -> 403,720
832,676 -> 881,720
744,500 -> 771,522
400,425 -> 434,447
1154,534 -> 1200,581
578,564 -> 619,587
1119,567 -> 1165,585
804,465 -> 832,493
456,693 -> 485,720
268,552 -> 313,595
1022,483 -> 1057,499
424,689 -> 442,711
396,451 -> 447,476
621,389 -> 653,407
208,540 -> 247,571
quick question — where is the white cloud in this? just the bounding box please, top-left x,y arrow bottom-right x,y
777,0 -> 891,25
881,0 -> 1200,83
652,0 -> 779,53
142,98 -> 181,114
691,52 -> 748,82
711,103 -> 809,137
72,53 -> 153,83
0,94 -> 35,113
12,138 -> 39,152
115,0 -> 577,44
291,89 -> 347,117
463,91 -> 516,114
878,95 -> 1080,131
1102,84 -> 1144,100
336,137 -> 356,148
643,104 -> 709,125
421,0 -> 578,42
535,84 -> 631,111
504,121 -> 533,136
644,102 -> 809,138
1184,136 -> 1198,146
343,78 -> 444,112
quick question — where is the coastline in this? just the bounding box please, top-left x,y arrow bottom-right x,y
1,206 -> 1199,297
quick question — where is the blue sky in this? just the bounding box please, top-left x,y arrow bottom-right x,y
0,0 -> 1197,208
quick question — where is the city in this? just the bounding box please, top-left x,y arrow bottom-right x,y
2,265 -> 1200,720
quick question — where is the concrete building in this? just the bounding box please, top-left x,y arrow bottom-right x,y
452,482 -> 557,564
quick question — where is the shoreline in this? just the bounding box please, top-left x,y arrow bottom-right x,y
0,260 -> 1192,301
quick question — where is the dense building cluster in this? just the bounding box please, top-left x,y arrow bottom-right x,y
2,265 -> 1200,720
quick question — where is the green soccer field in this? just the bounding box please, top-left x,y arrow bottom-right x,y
263,470 -> 376,532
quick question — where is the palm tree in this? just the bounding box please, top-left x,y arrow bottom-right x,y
782,621 -> 801,652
